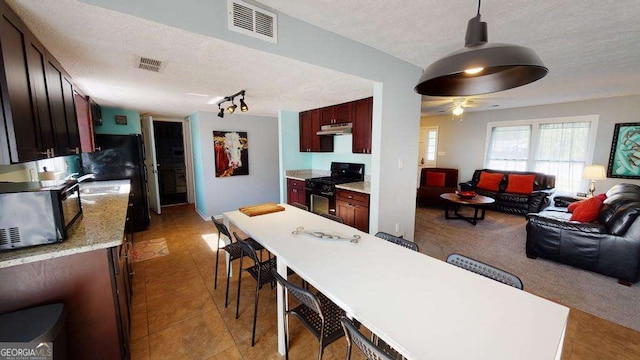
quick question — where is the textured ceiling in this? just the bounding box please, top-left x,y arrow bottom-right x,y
259,0 -> 640,115
6,0 -> 375,118
6,0 -> 640,117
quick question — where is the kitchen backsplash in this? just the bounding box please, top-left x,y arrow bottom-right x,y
0,155 -> 82,183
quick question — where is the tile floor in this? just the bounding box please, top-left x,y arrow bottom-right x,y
130,205 -> 640,360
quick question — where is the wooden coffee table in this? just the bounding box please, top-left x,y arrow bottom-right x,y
440,193 -> 495,225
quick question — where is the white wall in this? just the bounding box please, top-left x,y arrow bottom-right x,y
193,112 -> 280,217
82,0 -> 424,239
421,95 -> 640,191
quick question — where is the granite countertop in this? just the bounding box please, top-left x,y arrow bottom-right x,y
336,181 -> 370,194
285,169 -> 330,181
0,180 -> 131,269
286,169 -> 371,194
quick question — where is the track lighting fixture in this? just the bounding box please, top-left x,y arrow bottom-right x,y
227,100 -> 237,114
415,0 -> 547,96
239,94 -> 248,112
216,90 -> 248,117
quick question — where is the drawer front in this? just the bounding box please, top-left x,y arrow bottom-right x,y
336,189 -> 369,207
287,178 -> 305,189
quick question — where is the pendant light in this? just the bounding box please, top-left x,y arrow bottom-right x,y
414,0 -> 548,96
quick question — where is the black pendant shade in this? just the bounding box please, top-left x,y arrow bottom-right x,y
415,13 -> 548,96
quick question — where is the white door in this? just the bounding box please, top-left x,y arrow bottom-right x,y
141,115 -> 161,214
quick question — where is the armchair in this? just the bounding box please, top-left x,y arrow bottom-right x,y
417,168 -> 459,208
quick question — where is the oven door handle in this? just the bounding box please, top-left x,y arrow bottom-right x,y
320,191 -> 334,196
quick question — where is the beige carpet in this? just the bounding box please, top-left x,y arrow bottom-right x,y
414,206 -> 640,332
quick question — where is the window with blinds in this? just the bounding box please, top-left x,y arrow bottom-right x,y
485,116 -> 598,193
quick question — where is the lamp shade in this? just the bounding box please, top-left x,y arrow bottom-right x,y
415,14 -> 548,96
582,165 -> 606,180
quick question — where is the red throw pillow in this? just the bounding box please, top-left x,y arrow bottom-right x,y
476,172 -> 503,192
426,172 -> 446,187
567,200 -> 583,213
595,193 -> 607,202
505,174 -> 536,194
570,197 -> 603,222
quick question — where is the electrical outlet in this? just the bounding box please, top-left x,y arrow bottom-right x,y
398,158 -> 404,169
395,222 -> 400,233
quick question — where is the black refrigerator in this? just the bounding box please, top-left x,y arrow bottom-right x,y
81,134 -> 150,232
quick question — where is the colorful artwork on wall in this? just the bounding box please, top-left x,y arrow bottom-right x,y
607,122 -> 640,178
213,131 -> 249,177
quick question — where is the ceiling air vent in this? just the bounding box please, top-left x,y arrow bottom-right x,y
228,0 -> 277,43
138,57 -> 163,72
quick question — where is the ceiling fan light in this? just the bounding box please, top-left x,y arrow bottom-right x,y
415,9 -> 548,96
452,105 -> 464,116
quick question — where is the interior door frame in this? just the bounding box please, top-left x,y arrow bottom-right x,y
141,115 -> 161,214
151,116 -> 194,205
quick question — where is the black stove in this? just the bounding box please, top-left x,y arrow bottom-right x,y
305,162 -> 365,214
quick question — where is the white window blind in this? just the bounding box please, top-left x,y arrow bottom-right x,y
534,122 -> 591,193
486,125 -> 531,171
485,115 -> 598,193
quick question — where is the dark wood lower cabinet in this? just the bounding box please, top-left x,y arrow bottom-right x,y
287,178 -> 307,206
0,247 -> 132,359
336,189 -> 369,232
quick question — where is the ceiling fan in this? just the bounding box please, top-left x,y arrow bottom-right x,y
423,96 -> 498,117
427,97 -> 482,116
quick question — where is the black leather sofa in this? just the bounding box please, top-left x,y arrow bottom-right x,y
526,183 -> 640,285
460,169 -> 555,215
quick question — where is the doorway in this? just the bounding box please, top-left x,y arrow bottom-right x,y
153,121 -> 188,206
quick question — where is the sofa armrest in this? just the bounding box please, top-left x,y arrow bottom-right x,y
528,190 -> 554,213
526,213 -> 607,234
459,181 -> 475,192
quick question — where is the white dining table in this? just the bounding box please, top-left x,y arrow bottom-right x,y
224,204 -> 569,360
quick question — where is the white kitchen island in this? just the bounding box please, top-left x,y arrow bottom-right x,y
224,204 -> 569,360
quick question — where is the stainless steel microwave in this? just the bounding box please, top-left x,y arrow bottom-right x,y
0,180 -> 82,251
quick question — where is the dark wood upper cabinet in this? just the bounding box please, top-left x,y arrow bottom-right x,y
0,9 -> 40,163
75,92 -> 95,153
300,109 -> 332,152
352,97 -> 373,154
26,40 -> 55,152
62,76 -> 80,154
0,1 -> 82,164
301,97 -> 372,155
319,102 -> 352,126
45,60 -> 68,157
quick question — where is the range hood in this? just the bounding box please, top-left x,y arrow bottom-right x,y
316,123 -> 352,136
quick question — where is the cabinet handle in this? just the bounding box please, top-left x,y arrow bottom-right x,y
40,149 -> 51,157
95,146 -> 101,151
51,148 -> 55,157
348,195 -> 353,199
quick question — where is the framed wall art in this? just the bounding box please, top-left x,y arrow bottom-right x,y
213,131 -> 249,177
115,115 -> 128,125
607,122 -> 640,179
